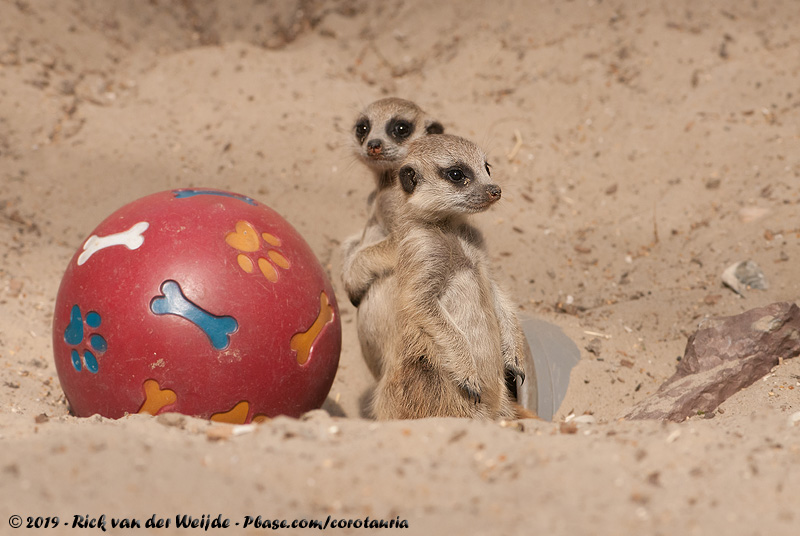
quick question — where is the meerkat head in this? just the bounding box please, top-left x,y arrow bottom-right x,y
396,134 -> 502,221
353,98 -> 444,173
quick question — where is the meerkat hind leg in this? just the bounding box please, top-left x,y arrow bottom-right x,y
374,354 -> 488,419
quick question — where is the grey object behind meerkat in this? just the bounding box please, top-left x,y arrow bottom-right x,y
519,316 -> 580,421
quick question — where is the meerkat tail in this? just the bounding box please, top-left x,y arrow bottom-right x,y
512,402 -> 540,420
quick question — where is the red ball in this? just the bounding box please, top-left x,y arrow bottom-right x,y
52,189 -> 341,422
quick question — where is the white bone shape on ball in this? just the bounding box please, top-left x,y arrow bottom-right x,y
77,221 -> 150,266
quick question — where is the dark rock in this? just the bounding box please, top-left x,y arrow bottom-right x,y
585,337 -> 602,356
625,302 -> 800,421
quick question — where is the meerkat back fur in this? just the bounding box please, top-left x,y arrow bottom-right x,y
369,134 -> 532,420
341,98 -> 443,379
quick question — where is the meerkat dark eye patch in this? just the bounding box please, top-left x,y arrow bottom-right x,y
425,121 -> 444,135
440,165 -> 472,186
399,165 -> 417,193
387,118 -> 414,141
484,162 -> 491,176
355,118 -> 371,143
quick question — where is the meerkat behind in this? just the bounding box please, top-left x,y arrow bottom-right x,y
367,134 -> 534,420
341,98 -> 443,380
352,97 -> 444,190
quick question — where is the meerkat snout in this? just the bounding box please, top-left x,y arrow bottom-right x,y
486,184 -> 502,201
366,139 -> 383,156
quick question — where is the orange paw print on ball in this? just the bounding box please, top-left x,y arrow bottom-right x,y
225,221 -> 290,282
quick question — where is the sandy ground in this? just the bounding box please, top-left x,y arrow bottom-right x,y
2,0 -> 800,534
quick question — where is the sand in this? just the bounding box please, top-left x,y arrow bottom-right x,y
1,1 -> 799,534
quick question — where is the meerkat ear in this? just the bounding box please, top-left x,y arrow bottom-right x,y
398,165 -> 418,194
425,121 -> 444,135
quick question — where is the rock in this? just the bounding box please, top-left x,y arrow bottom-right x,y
300,408 -> 331,421
155,412 -> 187,429
721,260 -> 768,296
585,337 -> 602,356
624,302 -> 800,422
738,206 -> 770,223
571,414 -> 597,425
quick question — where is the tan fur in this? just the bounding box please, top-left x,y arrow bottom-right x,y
366,134 -> 535,421
341,98 -> 443,379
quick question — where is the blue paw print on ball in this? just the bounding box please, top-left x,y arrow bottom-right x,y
64,305 -> 107,373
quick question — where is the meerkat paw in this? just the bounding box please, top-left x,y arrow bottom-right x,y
458,377 -> 482,405
506,360 -> 526,385
503,350 -> 525,385
345,286 -> 365,308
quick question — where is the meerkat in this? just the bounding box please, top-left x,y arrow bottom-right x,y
350,97 -> 445,194
341,98 -> 443,379
359,134 -> 534,420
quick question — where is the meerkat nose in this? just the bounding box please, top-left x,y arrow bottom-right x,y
366,139 -> 383,155
486,184 -> 502,201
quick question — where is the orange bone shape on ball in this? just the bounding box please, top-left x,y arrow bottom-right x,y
210,401 -> 269,424
137,379 -> 177,415
290,292 -> 334,365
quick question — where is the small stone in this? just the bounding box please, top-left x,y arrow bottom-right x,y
722,260 -> 768,296
155,412 -> 186,428
498,420 -> 524,431
789,412 -> 800,427
585,337 -> 602,356
572,414 -> 597,425
205,423 -> 256,441
300,408 -> 330,421
559,421 -> 578,434
738,206 -> 770,223
206,425 -> 233,441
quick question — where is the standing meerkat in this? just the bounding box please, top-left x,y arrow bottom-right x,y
359,134 -> 534,420
342,98 -> 443,379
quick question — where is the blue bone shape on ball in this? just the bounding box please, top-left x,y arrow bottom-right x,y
172,189 -> 257,206
150,280 -> 238,350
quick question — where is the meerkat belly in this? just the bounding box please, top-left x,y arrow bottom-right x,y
439,268 -> 504,376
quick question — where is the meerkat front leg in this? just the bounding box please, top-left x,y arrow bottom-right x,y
489,280 -> 526,383
436,300 -> 483,403
342,235 -> 396,307
402,304 -> 483,404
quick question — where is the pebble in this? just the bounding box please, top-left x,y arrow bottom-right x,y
788,412 -> 800,426
722,260 -> 768,296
